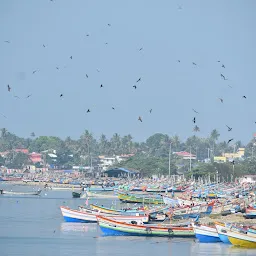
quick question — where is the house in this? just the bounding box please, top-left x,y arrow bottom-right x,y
239,175 -> 256,184
173,151 -> 196,160
104,168 -> 139,177
29,152 -> 42,163
214,148 -> 245,163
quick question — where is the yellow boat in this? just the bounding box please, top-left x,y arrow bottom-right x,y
226,227 -> 256,248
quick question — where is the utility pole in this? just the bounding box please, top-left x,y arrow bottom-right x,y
189,146 -> 192,173
169,142 -> 172,177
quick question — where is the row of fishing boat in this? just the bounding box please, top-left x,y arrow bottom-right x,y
60,202 -> 256,248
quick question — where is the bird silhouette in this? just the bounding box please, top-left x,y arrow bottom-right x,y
220,74 -> 227,80
217,60 -> 221,62
228,85 -> 232,88
133,85 -> 137,89
219,98 -> 224,103
226,125 -> 232,132
32,70 -> 37,74
60,94 -> 63,97
14,96 -> 20,99
4,40 -> 10,43
222,64 -> 225,68
139,47 -> 143,51
178,5 -> 182,10
193,117 -> 196,123
193,125 -> 200,132
177,60 -> 181,63
7,85 -> 11,92
1,113 -> 7,118
96,69 -> 100,72
242,96 -> 247,99
86,34 -> 89,37
138,116 -> 142,122
56,67 -> 59,70
107,24 -> 111,26
112,107 -> 115,110
192,62 -> 197,66
227,138 -> 234,144
86,74 -> 88,78
87,109 -> 90,113
70,56 -> 72,59
26,94 -> 32,98
136,78 -> 141,83
192,109 -> 199,114
100,84 -> 103,88
43,44 -> 46,47
149,109 -> 152,113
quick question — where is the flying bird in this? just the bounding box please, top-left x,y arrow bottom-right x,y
107,24 -> 111,26
70,56 -> 72,59
227,138 -> 234,144
177,60 -> 181,63
26,94 -> 32,98
193,117 -> 196,123
136,78 -> 141,83
226,125 -> 232,131
86,74 -> 88,78
149,109 -> 152,113
60,94 -> 63,97
139,47 -> 143,51
242,96 -> 247,99
217,60 -> 221,62
43,44 -> 46,47
100,84 -> 103,88
222,64 -> 225,68
220,74 -> 227,80
193,125 -> 200,132
192,62 -> 197,66
1,113 -> 7,118
32,70 -> 37,74
96,69 -> 100,72
112,107 -> 115,110
86,34 -> 89,37
56,67 -> 59,70
87,109 -> 90,113
4,40 -> 10,43
192,109 -> 199,114
14,96 -> 20,99
219,98 -> 224,103
7,84 -> 11,92
228,84 -> 232,88
138,116 -> 142,122
133,85 -> 137,89
178,5 -> 182,10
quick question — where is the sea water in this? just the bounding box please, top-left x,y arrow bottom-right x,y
0,183 -> 255,256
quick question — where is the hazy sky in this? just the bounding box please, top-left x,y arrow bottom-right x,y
1,0 -> 256,144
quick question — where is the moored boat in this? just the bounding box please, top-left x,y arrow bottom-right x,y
97,215 -> 195,237
214,222 -> 232,244
118,192 -> 164,204
192,223 -> 221,243
0,189 -> 42,196
60,206 -> 149,223
72,192 -> 81,198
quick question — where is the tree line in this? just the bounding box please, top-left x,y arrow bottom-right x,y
0,128 -> 255,179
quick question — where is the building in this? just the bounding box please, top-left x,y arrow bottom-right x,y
239,175 -> 256,183
173,151 -> 196,160
29,152 -> 42,163
214,148 -> 245,163
104,168 -> 139,177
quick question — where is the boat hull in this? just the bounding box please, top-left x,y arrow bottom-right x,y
229,237 -> 256,248
193,224 -> 221,243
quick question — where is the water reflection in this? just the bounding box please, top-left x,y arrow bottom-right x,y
60,222 -> 98,233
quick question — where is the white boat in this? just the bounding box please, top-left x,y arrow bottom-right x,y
60,206 -> 149,224
192,223 -> 221,243
1,189 -> 42,196
81,191 -> 117,199
162,196 -> 178,206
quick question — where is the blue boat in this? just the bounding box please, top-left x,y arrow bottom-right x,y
193,223 -> 221,243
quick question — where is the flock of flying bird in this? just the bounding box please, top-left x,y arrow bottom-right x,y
2,2 -> 253,149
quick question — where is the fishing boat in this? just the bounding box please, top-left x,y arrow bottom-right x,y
60,206 -> 149,223
244,207 -> 256,219
225,225 -> 256,248
214,222 -> 232,244
81,191 -> 117,199
97,216 -> 195,237
118,192 -> 164,204
192,223 -> 221,243
0,189 -> 42,196
72,192 -> 81,198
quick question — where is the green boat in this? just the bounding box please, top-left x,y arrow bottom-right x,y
72,191 -> 81,198
118,192 -> 164,204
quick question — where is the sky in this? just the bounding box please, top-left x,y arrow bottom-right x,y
0,0 -> 256,144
